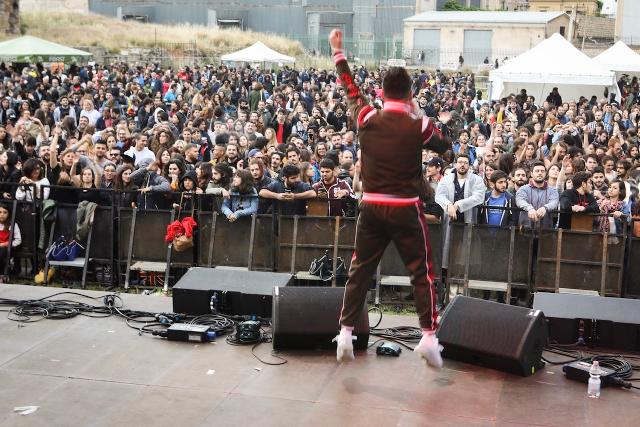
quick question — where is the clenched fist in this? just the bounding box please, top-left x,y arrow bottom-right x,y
329,29 -> 343,53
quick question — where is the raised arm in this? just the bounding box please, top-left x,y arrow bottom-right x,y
329,29 -> 373,129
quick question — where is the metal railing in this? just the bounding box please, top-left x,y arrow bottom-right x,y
3,185 -> 639,302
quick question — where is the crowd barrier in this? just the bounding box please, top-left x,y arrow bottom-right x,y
3,185 -> 639,301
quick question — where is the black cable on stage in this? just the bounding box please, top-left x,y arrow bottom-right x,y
0,291 -> 289,366
367,306 -> 422,351
225,327 -> 287,365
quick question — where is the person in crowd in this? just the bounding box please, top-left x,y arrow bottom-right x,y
124,133 -> 155,167
172,171 -> 197,213
259,164 -> 316,215
516,161 -> 559,229
596,180 -> 631,235
478,170 -> 517,227
205,162 -> 233,212
0,203 -> 20,282
269,151 -> 284,177
435,154 -> 486,225
312,158 -> 355,217
115,165 -> 138,208
130,160 -> 171,209
299,161 -> 316,186
71,166 -> 106,205
0,151 -> 21,200
221,169 -> 258,222
16,158 -> 50,201
509,167 -> 529,196
249,158 -> 273,214
558,171 -> 599,230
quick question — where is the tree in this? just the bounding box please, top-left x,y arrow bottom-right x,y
443,0 -> 465,10
442,0 -> 481,11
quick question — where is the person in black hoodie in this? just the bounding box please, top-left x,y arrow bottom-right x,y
558,171 -> 599,230
172,170 -> 197,214
0,151 -> 21,199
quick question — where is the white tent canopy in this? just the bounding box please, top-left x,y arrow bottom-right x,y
221,41 -> 295,64
489,33 -> 620,103
593,41 -> 640,75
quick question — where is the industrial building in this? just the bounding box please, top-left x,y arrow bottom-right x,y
615,0 -> 640,46
88,0 -> 417,60
403,11 -> 570,68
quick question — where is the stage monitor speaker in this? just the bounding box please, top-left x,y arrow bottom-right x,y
272,286 -> 369,351
172,267 -> 293,316
533,292 -> 640,351
437,295 -> 548,376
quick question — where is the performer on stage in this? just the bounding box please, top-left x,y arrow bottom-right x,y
329,29 -> 451,368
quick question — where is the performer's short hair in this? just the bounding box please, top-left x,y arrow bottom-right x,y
382,67 -> 411,100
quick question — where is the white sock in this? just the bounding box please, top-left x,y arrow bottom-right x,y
341,326 -> 354,336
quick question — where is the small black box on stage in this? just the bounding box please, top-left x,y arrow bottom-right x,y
172,267 -> 293,317
563,360 -> 617,387
166,323 -> 212,342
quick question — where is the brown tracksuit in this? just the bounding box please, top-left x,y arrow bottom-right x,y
333,52 -> 449,330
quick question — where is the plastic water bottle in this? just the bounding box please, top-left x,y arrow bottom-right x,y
588,361 -> 601,398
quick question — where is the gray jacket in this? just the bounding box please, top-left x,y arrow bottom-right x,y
435,172 -> 486,269
130,168 -> 170,192
515,183 -> 559,229
435,172 -> 486,224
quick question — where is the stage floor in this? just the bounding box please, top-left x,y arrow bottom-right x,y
0,284 -> 638,427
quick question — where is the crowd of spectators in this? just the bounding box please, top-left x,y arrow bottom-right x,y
0,60 -> 639,281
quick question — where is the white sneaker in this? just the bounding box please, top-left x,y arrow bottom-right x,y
414,334 -> 444,368
332,331 -> 357,363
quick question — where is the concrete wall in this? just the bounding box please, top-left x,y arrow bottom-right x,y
20,0 -> 89,13
546,14 -> 571,37
575,15 -> 615,40
528,0 -> 598,15
617,0 -> 640,45
404,16 -> 571,68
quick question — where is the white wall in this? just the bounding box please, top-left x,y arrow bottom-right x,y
618,0 -> 640,44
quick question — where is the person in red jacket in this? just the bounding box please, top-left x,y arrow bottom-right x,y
328,29 -> 451,368
0,203 -> 20,282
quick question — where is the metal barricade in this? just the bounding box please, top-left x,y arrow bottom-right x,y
251,214 -> 277,271
278,215 -> 351,286
10,197 -> 38,278
447,223 -> 533,301
624,217 -> 640,298
88,205 -> 116,286
119,207 -> 174,290
536,227 -> 626,297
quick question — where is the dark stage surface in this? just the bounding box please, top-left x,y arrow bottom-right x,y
0,284 -> 638,427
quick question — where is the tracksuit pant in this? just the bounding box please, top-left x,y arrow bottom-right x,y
340,199 -> 438,330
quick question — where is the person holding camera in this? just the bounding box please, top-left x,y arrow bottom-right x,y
312,158 -> 354,217
258,164 -> 316,216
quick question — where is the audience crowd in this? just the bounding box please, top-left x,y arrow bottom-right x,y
0,60 -> 639,281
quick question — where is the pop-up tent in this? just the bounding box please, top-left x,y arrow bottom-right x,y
0,35 -> 91,63
489,33 -> 620,102
593,41 -> 640,75
221,41 -> 295,64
